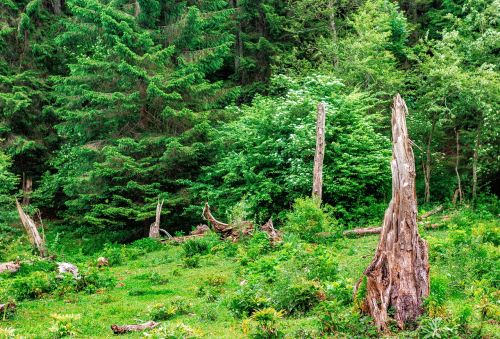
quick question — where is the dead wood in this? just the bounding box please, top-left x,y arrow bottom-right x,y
360,94 -> 429,330
97,257 -> 109,267
343,227 -> 382,237
149,199 -> 164,239
111,321 -> 159,334
0,303 -> 16,314
0,262 -> 20,274
16,200 -> 48,257
190,224 -> 210,236
344,206 -> 444,237
57,262 -> 80,279
261,218 -> 282,242
418,205 -> 443,220
312,102 -> 326,200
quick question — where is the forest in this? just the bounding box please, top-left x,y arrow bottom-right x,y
0,0 -> 499,337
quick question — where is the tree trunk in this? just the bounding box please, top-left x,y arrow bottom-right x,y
16,200 -> 48,257
472,122 -> 482,204
51,0 -> 62,14
134,0 -> 141,17
454,128 -> 463,205
360,94 -> 429,331
312,102 -> 326,201
423,117 -> 436,204
22,173 -> 32,205
149,199 -> 164,238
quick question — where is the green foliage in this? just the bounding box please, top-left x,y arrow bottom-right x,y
243,308 -> 284,339
149,298 -> 192,321
49,313 -> 81,338
192,75 -> 391,226
316,301 -> 377,337
284,197 -> 337,242
418,317 -> 458,339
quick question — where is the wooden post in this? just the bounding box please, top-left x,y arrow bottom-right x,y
149,198 -> 164,238
312,102 -> 326,201
15,200 -> 48,257
360,94 -> 429,330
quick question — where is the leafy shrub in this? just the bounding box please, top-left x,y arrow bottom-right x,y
16,259 -> 57,276
149,298 -> 192,321
229,281 -> 271,317
11,271 -> 56,300
99,244 -> 124,266
424,275 -> 448,317
183,255 -> 201,268
242,308 -> 284,339
149,322 -> 201,338
149,304 -> 178,321
284,197 -> 337,242
272,277 -> 322,314
418,317 -> 458,338
49,313 -> 81,338
130,238 -> 164,253
78,267 -> 116,293
316,301 -> 377,337
182,234 -> 219,258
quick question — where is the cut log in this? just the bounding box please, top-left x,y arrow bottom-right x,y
111,321 -> 159,334
344,206 -> 444,237
343,227 -> 382,237
417,205 -> 443,221
312,102 -> 326,201
190,224 -> 210,236
359,94 -> 429,330
0,262 -> 20,274
16,200 -> 48,257
149,198 -> 164,239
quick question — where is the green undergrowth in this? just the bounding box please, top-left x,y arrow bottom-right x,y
0,206 -> 498,338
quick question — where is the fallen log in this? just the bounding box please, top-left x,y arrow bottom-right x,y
343,227 -> 382,237
344,206 -> 445,237
0,262 -> 20,274
111,321 -> 159,334
418,205 -> 443,220
16,200 -> 48,257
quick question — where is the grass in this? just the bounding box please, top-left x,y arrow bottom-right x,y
1,208 -> 498,338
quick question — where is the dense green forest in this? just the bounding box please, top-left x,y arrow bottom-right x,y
0,0 -> 499,338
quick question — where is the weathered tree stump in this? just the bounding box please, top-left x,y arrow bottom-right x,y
360,94 -> 430,330
149,198 -> 164,239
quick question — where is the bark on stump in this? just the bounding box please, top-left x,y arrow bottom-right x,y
360,94 -> 429,331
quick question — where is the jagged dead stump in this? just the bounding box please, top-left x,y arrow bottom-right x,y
360,94 -> 430,331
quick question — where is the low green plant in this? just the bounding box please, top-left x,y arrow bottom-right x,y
284,197 -> 338,242
0,327 -> 16,338
149,298 -> 192,321
242,308 -> 284,339
149,322 -> 202,338
316,301 -> 377,337
49,313 -> 81,338
418,317 -> 458,338
183,255 -> 201,268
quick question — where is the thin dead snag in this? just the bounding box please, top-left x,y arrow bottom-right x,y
16,200 -> 48,258
111,321 -> 159,334
312,102 -> 326,201
360,94 -> 429,331
149,199 -> 164,239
